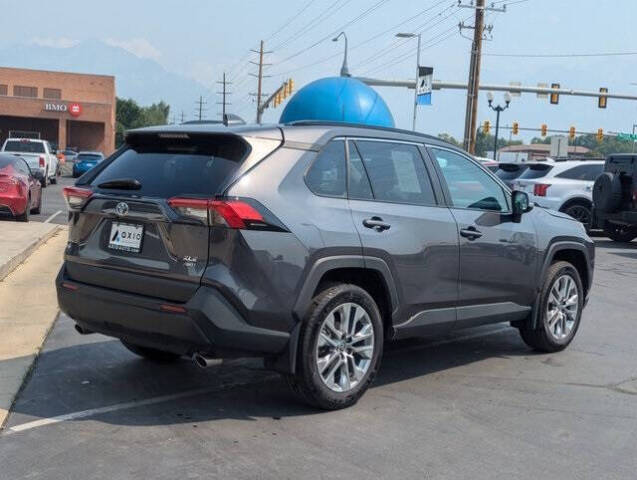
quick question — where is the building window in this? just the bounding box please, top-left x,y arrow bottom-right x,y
0,85 -> 7,96
43,88 -> 61,99
13,85 -> 38,98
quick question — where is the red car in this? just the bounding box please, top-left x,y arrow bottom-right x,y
0,153 -> 42,221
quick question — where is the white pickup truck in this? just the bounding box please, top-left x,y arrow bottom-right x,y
1,138 -> 59,187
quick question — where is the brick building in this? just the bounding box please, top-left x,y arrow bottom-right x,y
0,66 -> 115,154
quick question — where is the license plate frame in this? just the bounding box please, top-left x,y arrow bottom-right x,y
108,222 -> 144,253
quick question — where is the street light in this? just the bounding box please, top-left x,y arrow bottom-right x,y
396,32 -> 421,131
332,32 -> 350,77
486,91 -> 512,160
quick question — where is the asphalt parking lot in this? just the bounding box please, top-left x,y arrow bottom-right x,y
30,176 -> 73,225
1,240 -> 636,479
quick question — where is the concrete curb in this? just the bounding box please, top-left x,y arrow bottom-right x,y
0,224 -> 62,282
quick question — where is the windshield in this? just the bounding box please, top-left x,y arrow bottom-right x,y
4,140 -> 45,153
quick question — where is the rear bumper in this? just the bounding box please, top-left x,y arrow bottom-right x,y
56,264 -> 290,358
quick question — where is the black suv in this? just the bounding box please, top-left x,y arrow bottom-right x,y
57,122 -> 594,409
592,153 -> 637,242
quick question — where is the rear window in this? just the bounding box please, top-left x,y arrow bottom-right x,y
4,140 -> 45,153
519,163 -> 553,179
90,134 -> 248,198
495,163 -> 528,180
77,154 -> 103,161
0,157 -> 17,169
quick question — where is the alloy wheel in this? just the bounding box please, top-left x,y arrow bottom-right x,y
546,274 -> 579,340
315,302 -> 374,393
565,205 -> 591,225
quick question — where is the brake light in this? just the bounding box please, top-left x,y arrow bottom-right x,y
167,197 -> 267,229
39,156 -> 45,167
63,186 -> 93,209
533,183 -> 551,197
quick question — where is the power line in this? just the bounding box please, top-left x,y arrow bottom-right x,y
216,72 -> 232,118
194,95 -> 207,121
265,0 -> 319,42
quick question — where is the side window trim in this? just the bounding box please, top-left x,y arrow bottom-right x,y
345,139 -> 376,200
426,145 -> 512,213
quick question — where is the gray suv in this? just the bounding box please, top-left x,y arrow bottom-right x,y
57,122 -> 594,410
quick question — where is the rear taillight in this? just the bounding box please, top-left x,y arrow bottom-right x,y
533,183 -> 551,197
39,155 -> 45,167
167,197 -> 283,230
63,186 -> 93,209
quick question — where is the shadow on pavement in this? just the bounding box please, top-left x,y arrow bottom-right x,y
4,318 -> 530,429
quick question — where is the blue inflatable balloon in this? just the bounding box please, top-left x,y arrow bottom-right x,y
280,76 -> 395,128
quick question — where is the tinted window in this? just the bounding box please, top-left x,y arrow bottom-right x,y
555,164 -> 603,181
431,148 -> 508,212
306,141 -> 346,197
355,140 -> 435,205
4,141 -> 45,153
90,135 -> 247,198
15,159 -> 30,175
496,164 -> 528,180
77,154 -> 103,161
347,141 -> 373,200
519,163 -> 553,179
0,157 -> 17,169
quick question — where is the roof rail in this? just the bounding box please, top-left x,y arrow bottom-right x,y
284,120 -> 441,142
549,156 -> 605,162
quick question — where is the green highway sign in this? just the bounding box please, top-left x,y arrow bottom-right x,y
616,132 -> 637,141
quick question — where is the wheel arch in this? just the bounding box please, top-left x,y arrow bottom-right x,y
559,196 -> 592,212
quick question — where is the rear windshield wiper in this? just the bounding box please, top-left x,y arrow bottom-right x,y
97,178 -> 142,190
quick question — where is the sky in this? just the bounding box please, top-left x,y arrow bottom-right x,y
1,0 -> 636,142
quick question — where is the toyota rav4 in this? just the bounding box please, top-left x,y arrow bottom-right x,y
57,122 -> 594,410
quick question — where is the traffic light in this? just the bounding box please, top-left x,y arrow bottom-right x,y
281,82 -> 288,100
597,128 -> 604,143
483,120 -> 490,134
287,78 -> 294,96
598,87 -> 608,109
550,83 -> 560,105
569,126 -> 576,140
512,121 -> 519,135
541,124 -> 548,137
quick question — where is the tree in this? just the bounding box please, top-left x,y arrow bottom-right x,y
116,98 -> 170,146
474,130 -> 522,157
437,133 -> 462,147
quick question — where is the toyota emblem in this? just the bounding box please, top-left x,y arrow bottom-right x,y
115,202 -> 129,216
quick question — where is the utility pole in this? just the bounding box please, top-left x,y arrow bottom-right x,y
216,72 -> 232,118
250,40 -> 272,124
195,96 -> 207,121
459,0 -> 505,153
180,111 -> 185,123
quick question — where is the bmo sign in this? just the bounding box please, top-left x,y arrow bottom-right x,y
44,102 -> 82,117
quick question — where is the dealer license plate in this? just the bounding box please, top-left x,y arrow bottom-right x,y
108,222 -> 144,253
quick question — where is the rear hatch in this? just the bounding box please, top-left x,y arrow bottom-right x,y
63,131 -> 252,302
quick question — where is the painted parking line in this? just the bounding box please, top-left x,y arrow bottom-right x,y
5,327 -> 512,435
43,210 -> 63,224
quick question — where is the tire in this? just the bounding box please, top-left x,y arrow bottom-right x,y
561,201 -> 592,231
286,283 -> 384,410
120,340 -> 182,362
31,192 -> 42,214
604,222 -> 636,243
518,261 -> 584,353
592,172 -> 622,213
16,196 -> 30,222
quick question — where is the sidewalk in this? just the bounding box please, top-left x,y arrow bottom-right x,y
0,222 -> 62,282
0,227 -> 67,428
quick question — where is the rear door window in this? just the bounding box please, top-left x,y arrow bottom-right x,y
354,140 -> 436,205
90,134 -> 248,198
519,164 -> 553,179
496,164 -> 528,180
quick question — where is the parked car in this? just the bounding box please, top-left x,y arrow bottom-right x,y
592,153 -> 637,242
473,155 -> 499,172
495,162 -> 531,189
72,151 -> 105,178
512,159 -> 604,228
59,149 -> 79,162
0,153 -> 42,221
1,138 -> 59,187
57,122 -> 594,410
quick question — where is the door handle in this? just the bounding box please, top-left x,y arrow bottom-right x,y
363,217 -> 391,232
460,226 -> 482,240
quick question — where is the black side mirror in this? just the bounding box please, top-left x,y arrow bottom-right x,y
512,190 -> 532,222
32,170 -> 44,182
